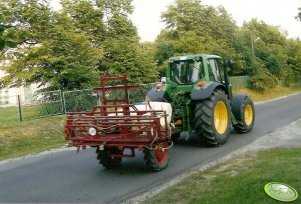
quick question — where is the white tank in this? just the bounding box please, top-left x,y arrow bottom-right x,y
130,102 -> 172,128
107,102 -> 172,128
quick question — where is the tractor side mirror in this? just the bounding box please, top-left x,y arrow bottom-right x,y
223,58 -> 234,73
227,59 -> 235,69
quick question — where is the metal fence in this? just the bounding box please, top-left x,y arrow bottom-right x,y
230,76 -> 250,89
63,89 -> 98,113
129,84 -> 153,104
0,90 -> 65,122
23,90 -> 64,120
0,84 -> 154,122
229,76 -> 301,89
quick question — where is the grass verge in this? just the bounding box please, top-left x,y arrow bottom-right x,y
0,115 -> 65,161
233,83 -> 301,102
146,148 -> 301,204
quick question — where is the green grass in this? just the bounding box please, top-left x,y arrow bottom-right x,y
0,106 -> 22,122
0,104 -> 62,122
0,115 -> 66,160
233,83 -> 301,102
146,148 -> 301,204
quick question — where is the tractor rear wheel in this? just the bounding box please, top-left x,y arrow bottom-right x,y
194,89 -> 231,146
97,148 -> 122,169
232,94 -> 255,133
144,142 -> 169,171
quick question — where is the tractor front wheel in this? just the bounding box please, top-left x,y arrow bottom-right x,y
97,148 -> 122,169
194,89 -> 231,146
232,94 -> 255,133
144,143 -> 169,171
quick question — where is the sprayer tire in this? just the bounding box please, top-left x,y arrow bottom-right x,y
144,142 -> 169,171
97,148 -> 122,169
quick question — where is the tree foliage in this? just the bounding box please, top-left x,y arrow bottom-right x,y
0,0 -> 157,91
155,0 -> 241,75
0,0 -> 300,92
0,0 -> 103,90
154,0 -> 301,91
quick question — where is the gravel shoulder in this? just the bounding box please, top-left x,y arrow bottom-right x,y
247,118 -> 301,150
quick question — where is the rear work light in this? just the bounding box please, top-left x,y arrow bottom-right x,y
198,81 -> 206,87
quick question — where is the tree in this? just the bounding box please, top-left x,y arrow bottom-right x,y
0,24 -> 17,51
1,0 -> 159,91
61,0 -> 106,46
241,19 -> 289,78
286,39 -> 301,82
0,0 -> 102,90
156,0 -> 242,75
96,0 -> 157,83
61,0 -> 158,83
155,0 -> 301,91
98,13 -> 158,83
237,19 -> 301,91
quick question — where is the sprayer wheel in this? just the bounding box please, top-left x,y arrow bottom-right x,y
96,148 -> 122,169
144,142 -> 169,171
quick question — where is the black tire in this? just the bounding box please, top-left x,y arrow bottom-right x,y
232,94 -> 255,133
144,142 -> 169,172
96,148 -> 122,169
194,89 -> 231,146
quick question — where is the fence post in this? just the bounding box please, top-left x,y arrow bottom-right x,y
60,90 -> 66,114
17,95 -> 23,121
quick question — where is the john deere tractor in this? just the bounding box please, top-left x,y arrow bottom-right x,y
147,54 -> 255,146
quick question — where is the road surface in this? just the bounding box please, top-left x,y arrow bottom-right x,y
0,93 -> 301,203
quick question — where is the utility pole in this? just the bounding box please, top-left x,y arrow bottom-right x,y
251,35 -> 260,57
251,35 -> 255,57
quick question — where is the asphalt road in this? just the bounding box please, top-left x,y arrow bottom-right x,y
1,94 -> 301,203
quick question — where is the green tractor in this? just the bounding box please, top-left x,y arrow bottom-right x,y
147,54 -> 255,146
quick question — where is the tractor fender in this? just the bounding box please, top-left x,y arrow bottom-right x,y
191,82 -> 225,101
146,89 -> 170,102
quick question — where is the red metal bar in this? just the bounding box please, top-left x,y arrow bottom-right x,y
99,76 -> 125,81
94,85 -> 140,91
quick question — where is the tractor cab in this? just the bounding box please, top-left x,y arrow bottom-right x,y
168,54 -> 227,86
167,54 -> 232,99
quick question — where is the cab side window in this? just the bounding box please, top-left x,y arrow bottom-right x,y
208,59 -> 222,82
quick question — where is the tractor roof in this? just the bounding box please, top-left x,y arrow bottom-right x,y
169,54 -> 221,62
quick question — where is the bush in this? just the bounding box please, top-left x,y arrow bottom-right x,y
282,66 -> 296,86
250,71 -> 277,92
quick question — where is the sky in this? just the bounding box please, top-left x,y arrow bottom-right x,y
50,0 -> 301,42
130,0 -> 301,42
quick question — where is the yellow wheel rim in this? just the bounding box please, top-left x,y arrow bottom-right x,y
214,101 -> 228,134
244,104 -> 253,126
